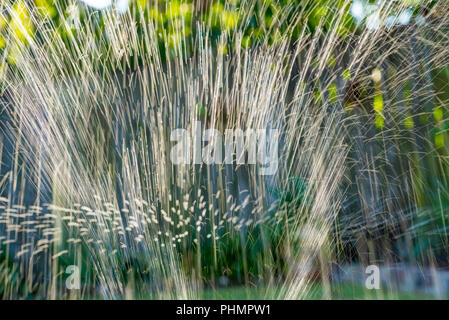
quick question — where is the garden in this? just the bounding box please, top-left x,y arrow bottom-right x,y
0,0 -> 449,300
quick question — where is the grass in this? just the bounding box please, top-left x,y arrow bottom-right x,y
200,283 -> 441,300
1,0 -> 449,300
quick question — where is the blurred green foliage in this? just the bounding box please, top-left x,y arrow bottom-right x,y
0,0 -> 357,65
2,0 -> 449,292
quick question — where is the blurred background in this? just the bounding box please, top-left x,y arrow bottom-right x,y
1,0 -> 449,299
